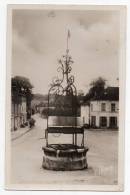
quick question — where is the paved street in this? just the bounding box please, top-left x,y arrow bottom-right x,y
11,114 -> 118,186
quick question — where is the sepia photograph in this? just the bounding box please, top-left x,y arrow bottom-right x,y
5,4 -> 126,191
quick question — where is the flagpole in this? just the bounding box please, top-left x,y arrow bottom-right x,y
66,30 -> 70,54
65,30 -> 70,84
66,33 -> 68,54
67,35 -> 68,53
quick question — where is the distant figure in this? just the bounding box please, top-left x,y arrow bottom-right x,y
31,108 -> 35,115
27,110 -> 31,120
29,118 -> 36,128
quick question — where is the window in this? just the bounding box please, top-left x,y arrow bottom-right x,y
91,104 -> 93,111
109,117 -> 117,128
111,103 -> 116,112
100,117 -> 107,127
91,116 -> 96,127
101,103 -> 106,112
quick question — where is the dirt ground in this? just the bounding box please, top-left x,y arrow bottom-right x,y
11,114 -> 118,186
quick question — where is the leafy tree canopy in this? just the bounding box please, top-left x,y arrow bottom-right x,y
12,76 -> 33,100
84,77 -> 107,101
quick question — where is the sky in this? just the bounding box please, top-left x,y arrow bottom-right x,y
12,8 -> 120,94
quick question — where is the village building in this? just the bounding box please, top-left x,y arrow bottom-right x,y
11,96 -> 27,131
11,76 -> 33,131
81,87 -> 119,129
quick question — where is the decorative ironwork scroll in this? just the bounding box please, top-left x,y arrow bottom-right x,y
47,50 -> 78,117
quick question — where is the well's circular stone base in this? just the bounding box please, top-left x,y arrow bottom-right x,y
42,144 -> 89,171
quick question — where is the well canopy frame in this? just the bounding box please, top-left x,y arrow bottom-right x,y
45,44 -> 84,147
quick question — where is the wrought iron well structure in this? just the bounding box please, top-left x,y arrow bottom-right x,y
42,31 -> 89,171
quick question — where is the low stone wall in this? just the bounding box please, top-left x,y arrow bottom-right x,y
42,144 -> 89,171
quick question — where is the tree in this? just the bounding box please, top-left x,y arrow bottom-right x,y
77,90 -> 84,104
12,76 -> 33,118
84,77 -> 106,101
77,90 -> 84,97
12,76 -> 33,96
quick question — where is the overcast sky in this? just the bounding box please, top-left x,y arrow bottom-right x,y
12,9 -> 120,94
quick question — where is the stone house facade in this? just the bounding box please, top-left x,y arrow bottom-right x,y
81,87 -> 119,129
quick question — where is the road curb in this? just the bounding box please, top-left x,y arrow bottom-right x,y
11,127 -> 32,141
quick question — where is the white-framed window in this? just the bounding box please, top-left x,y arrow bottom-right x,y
101,103 -> 106,112
111,103 -> 116,112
